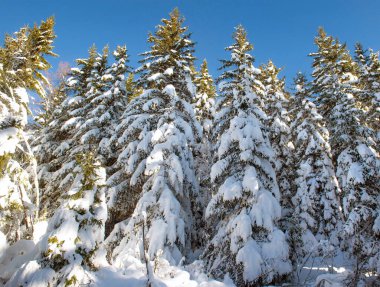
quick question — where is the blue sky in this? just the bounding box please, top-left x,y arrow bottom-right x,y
1,0 -> 380,87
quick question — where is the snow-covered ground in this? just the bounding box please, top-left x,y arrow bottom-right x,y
0,232 -> 372,287
0,237 -> 234,287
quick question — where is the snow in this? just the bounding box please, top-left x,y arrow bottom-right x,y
14,88 -> 29,104
148,73 -> 163,81
242,166 -> 259,194
250,192 -> 281,231
164,67 -> 174,75
162,84 -> 177,97
315,272 -> 352,287
229,211 -> 252,252
236,239 -> 263,282
0,240 -> 36,283
210,157 -> 231,182
5,260 -> 56,287
219,176 -> 242,201
32,221 -> 48,244
0,127 -> 19,156
92,260 -> 235,287
0,232 -> 7,260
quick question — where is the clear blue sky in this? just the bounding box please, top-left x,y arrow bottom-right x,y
1,0 -> 380,87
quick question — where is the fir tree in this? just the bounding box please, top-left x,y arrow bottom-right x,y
287,73 -> 342,270
0,17 -> 57,97
99,45 -> 131,165
310,28 -> 380,280
109,8 -> 201,266
203,26 -> 291,286
354,43 -> 370,68
35,79 -> 67,127
192,59 -> 216,249
366,50 -> 380,138
32,46 -> 99,216
35,62 -> 71,127
33,45 -> 129,217
126,73 -> 143,103
258,60 -> 293,216
354,44 -> 380,139
193,59 -> 215,135
0,18 -> 57,243
7,152 -> 108,287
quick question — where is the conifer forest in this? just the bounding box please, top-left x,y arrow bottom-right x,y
0,8 -> 379,287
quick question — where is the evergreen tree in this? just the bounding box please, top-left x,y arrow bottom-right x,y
193,59 -> 215,135
366,50 -> 380,139
354,43 -> 370,68
35,62 -> 71,127
7,152 -> 108,287
126,73 -> 143,103
310,28 -> 380,280
33,45 -> 129,217
258,60 -> 293,213
0,81 -> 34,244
203,26 -> 291,286
0,18 -> 57,243
109,8 -> 201,266
35,80 -> 67,127
192,59 -> 216,249
354,44 -> 380,140
287,73 -> 342,268
32,46 -> 99,216
0,17 -> 57,97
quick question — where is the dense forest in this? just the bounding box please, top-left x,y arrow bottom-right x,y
0,9 -> 379,287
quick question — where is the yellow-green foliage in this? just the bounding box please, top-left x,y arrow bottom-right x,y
8,201 -> 23,212
76,152 -> 97,191
47,235 -> 65,247
75,244 -> 99,271
64,275 -> 77,287
0,154 -> 11,176
0,17 -> 57,96
194,60 -> 215,98
142,8 -> 195,91
43,236 -> 68,271
126,73 -> 142,102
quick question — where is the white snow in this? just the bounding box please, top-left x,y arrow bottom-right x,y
0,127 -> 19,156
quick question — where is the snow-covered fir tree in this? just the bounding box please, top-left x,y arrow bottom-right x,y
203,26 -> 291,286
35,80 -> 67,127
258,60 -> 293,214
193,59 -> 215,135
192,59 -> 216,249
33,45 -> 129,218
125,73 -> 143,103
354,43 -> 380,140
0,18 -> 56,243
310,27 -> 380,280
108,8 -> 202,266
2,10 -> 380,287
35,62 -> 71,128
32,46 -> 100,216
7,152 -> 108,287
287,73 -> 342,269
0,76 -> 34,244
87,45 -> 131,167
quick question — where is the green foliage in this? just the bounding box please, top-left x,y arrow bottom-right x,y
0,153 -> 11,176
0,16 -> 57,96
64,275 -> 78,287
138,8 -> 195,97
126,73 -> 142,102
75,244 -> 99,271
47,236 -> 65,247
259,60 -> 285,96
